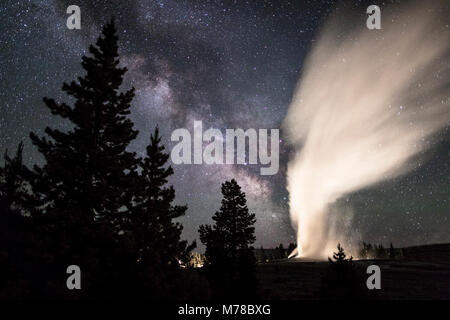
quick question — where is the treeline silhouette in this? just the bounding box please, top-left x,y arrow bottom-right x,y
359,242 -> 401,259
255,243 -> 296,262
0,19 -> 257,299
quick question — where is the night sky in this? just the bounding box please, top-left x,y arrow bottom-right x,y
1,0 -> 449,249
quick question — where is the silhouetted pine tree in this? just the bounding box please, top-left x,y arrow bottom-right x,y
129,127 -> 195,296
319,243 -> 369,299
139,127 -> 194,263
359,241 -> 369,259
199,179 -> 257,298
26,18 -> 144,298
30,18 -> 138,230
328,243 -> 353,264
277,243 -> 286,259
366,243 -> 373,258
0,143 -> 34,217
0,18 -> 202,300
389,243 -> 396,259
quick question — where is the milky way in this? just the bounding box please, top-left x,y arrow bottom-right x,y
1,0 -> 449,250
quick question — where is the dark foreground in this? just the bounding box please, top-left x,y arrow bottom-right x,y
257,243 -> 450,300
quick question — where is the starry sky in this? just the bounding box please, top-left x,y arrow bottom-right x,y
1,0 -> 449,250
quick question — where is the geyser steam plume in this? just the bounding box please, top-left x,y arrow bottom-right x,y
284,1 -> 449,259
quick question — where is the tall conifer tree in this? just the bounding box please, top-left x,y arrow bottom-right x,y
199,179 -> 256,297
132,127 -> 195,268
30,19 -> 138,229
199,179 -> 256,266
27,19 -> 141,297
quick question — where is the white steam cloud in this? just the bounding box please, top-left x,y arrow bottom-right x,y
284,1 -> 449,259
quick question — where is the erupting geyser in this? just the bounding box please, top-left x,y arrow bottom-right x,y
284,1 -> 449,259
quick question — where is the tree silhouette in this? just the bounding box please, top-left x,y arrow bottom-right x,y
0,18 -> 194,299
389,243 -> 396,259
25,18 -> 144,297
0,143 -> 34,217
277,243 -> 286,259
130,127 -> 195,279
359,241 -> 367,259
199,179 -> 257,298
30,18 -> 138,231
319,243 -> 368,299
328,243 -> 353,264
